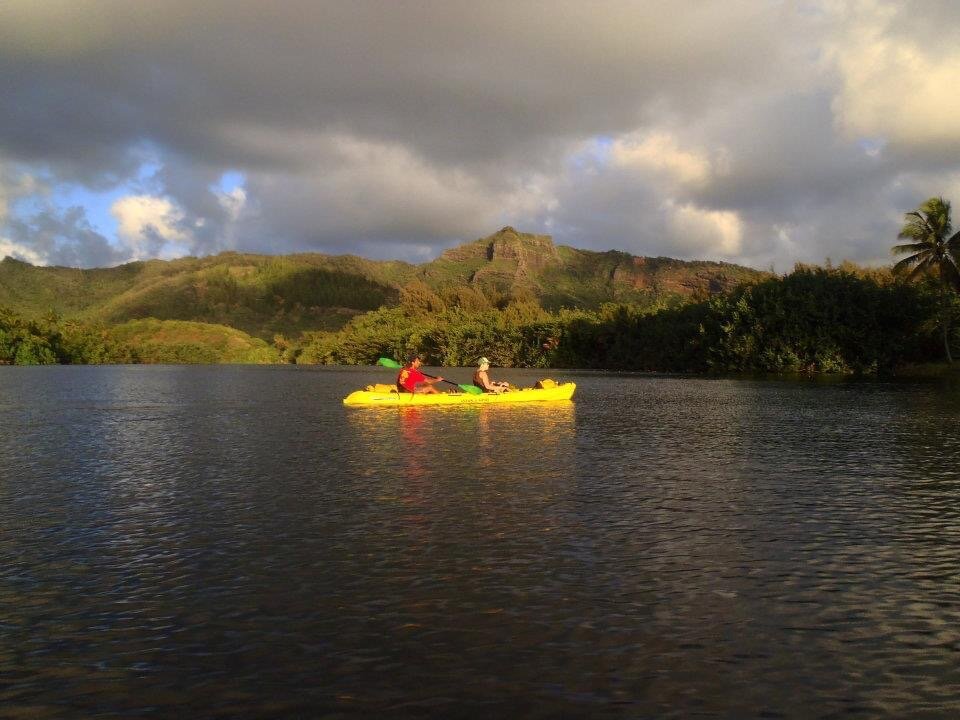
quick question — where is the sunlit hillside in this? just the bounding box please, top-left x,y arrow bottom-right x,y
0,252 -> 414,339
0,228 -> 770,342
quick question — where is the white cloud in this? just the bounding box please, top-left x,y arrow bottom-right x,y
110,195 -> 191,259
610,131 -> 714,186
0,237 -> 46,265
826,0 -> 960,150
0,160 -> 48,264
216,186 -> 246,221
664,200 -> 744,257
206,185 -> 248,253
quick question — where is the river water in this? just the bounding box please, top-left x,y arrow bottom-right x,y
2,365 -> 960,718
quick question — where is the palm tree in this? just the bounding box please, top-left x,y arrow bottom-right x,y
892,196 -> 960,362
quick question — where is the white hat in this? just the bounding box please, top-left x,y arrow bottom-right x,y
477,356 -> 490,366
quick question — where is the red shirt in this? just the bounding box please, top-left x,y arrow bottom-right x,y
397,367 -> 427,392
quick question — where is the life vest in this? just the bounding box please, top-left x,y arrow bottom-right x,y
365,383 -> 398,393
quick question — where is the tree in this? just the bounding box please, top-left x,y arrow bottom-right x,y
399,280 -> 445,314
892,196 -> 960,362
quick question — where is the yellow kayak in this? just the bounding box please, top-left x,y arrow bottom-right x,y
343,382 -> 576,406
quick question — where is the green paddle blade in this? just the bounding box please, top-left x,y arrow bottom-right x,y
377,357 -> 402,369
459,384 -> 484,395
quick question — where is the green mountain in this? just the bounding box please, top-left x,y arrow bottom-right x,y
0,227 -> 769,340
422,227 -> 767,309
0,251 -> 414,339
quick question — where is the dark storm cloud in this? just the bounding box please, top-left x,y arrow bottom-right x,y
0,1 -> 785,169
0,1 -> 958,268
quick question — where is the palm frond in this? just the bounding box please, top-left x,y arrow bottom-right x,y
947,230 -> 960,255
941,257 -> 960,292
907,261 -> 933,283
897,229 -> 923,242
892,253 -> 922,275
914,209 -> 938,237
898,212 -> 932,241
922,197 -> 953,234
893,198 -> 960,288
892,241 -> 931,254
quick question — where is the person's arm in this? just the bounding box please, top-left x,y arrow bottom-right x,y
485,370 -> 507,389
475,369 -> 491,390
414,369 -> 442,384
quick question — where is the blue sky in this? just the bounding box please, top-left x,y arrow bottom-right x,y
2,1 -> 959,271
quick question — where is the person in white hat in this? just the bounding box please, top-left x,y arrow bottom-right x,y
472,357 -> 509,394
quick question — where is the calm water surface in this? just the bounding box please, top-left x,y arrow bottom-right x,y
2,365 -> 960,718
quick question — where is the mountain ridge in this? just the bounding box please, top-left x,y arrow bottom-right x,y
0,228 -> 770,339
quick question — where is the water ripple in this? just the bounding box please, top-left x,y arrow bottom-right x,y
2,367 -> 960,717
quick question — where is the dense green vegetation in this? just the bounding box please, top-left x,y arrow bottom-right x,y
0,308 -> 135,365
108,319 -> 278,364
293,264 -> 950,375
0,309 -> 275,365
891,196 -> 960,363
1,264 -> 952,373
3,214 -> 960,374
0,228 -> 766,339
0,252 -> 411,340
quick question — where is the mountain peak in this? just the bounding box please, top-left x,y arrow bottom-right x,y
439,227 -> 558,263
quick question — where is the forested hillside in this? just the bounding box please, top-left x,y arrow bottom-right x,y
0,228 -> 768,340
0,252 -> 410,340
5,227 -> 950,374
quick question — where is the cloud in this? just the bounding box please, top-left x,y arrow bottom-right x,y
609,132 -> 716,186
664,201 -> 743,257
1,1 -> 959,272
0,238 -> 46,265
0,2 -> 791,161
524,128 -> 744,260
3,204 -> 125,267
0,159 -> 41,219
0,160 -> 50,265
232,132 -> 556,256
110,195 -> 191,260
826,0 -> 960,156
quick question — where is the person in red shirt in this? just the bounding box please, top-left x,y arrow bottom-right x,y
396,354 -> 444,394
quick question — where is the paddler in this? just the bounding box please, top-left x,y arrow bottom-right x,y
396,353 -> 444,394
473,357 -> 509,394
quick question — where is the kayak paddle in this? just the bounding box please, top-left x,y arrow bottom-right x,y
376,357 -> 484,395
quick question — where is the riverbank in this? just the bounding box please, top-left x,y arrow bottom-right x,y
889,361 -> 960,379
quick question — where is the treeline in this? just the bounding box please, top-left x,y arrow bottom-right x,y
293,265 -> 952,375
0,308 -> 135,364
0,309 -> 277,365
4,264 -> 955,373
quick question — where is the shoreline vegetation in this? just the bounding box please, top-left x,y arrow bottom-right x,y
2,214 -> 960,377
1,263 -> 957,377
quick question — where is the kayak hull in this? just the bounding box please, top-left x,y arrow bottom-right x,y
343,382 -> 576,406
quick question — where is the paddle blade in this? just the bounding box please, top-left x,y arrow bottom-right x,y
460,384 -> 484,395
377,357 -> 402,369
